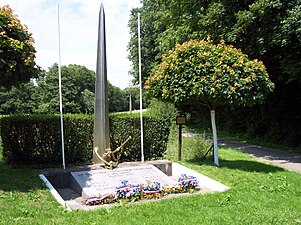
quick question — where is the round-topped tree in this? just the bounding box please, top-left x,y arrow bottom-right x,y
146,39 -> 274,166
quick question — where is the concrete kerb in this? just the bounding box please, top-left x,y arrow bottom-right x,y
39,174 -> 72,211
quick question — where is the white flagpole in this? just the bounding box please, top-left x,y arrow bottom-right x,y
57,4 -> 66,170
138,12 -> 144,163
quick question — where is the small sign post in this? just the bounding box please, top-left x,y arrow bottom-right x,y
176,116 -> 186,161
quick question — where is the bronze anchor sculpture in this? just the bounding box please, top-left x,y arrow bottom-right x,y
94,136 -> 132,170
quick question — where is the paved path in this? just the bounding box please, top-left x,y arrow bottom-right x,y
218,139 -> 301,173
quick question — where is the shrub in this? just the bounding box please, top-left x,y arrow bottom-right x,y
146,98 -> 178,123
1,114 -> 93,165
1,113 -> 171,166
110,112 -> 171,162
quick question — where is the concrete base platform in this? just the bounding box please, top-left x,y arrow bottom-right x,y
39,160 -> 229,211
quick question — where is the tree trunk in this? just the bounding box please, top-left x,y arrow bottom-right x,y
210,110 -> 219,166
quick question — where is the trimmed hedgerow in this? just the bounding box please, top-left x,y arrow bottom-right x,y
110,113 -> 170,162
1,114 -> 93,165
0,113 -> 170,166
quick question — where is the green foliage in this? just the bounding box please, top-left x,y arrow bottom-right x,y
124,86 -> 150,110
146,40 -> 274,109
34,64 -> 96,114
165,126 -> 212,162
146,98 -> 178,123
110,113 -> 171,162
0,5 -> 39,87
227,0 -> 301,83
0,118 -> 2,164
0,82 -> 36,114
128,3 -> 166,84
129,0 -> 301,84
1,114 -> 93,165
128,0 -> 301,149
0,113 -> 171,166
108,82 -> 127,112
128,0 -> 208,83
0,63 -> 135,114
189,103 -> 301,149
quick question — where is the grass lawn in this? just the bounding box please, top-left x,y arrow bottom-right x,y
0,130 -> 301,225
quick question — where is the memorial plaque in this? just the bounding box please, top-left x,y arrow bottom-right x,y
71,165 -> 177,198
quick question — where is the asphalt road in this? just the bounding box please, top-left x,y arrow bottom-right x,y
218,139 -> 301,174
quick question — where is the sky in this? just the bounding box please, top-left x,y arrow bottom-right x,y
2,0 -> 141,89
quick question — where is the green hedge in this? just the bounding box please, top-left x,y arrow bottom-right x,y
110,113 -> 170,162
1,114 -> 93,165
0,113 -> 170,166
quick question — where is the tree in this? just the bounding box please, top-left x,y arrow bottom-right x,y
108,82 -> 127,112
0,5 -> 39,87
146,40 -> 274,165
129,0 -> 301,148
34,64 -> 95,114
128,1 -> 172,84
124,86 -> 151,111
129,0 -> 301,84
0,63 -> 131,115
0,82 -> 36,114
34,64 -> 129,114
124,87 -> 139,111
81,89 -> 94,114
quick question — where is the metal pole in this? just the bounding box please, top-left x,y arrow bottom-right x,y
178,124 -> 182,161
129,92 -> 132,114
138,12 -> 144,163
57,4 -> 65,170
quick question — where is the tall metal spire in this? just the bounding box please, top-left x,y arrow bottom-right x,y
93,3 -> 110,163
57,4 -> 66,169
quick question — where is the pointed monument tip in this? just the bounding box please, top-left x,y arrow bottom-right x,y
99,2 -> 105,17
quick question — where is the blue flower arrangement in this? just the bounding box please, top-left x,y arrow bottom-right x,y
115,180 -> 141,199
84,175 -> 199,206
178,174 -> 199,190
143,181 -> 161,194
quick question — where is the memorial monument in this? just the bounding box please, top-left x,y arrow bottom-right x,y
93,3 -> 110,164
93,3 -> 132,169
39,4 -> 229,210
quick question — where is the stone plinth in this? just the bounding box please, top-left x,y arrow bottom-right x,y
70,165 -> 177,198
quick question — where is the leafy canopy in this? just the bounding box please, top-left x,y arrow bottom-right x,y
34,64 -> 96,114
146,40 -> 274,109
128,0 -> 301,84
0,5 -> 39,87
0,64 -> 141,115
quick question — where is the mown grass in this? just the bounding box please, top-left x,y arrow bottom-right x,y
0,128 -> 301,224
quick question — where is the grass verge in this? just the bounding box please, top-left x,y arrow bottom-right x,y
186,124 -> 301,153
0,128 -> 301,224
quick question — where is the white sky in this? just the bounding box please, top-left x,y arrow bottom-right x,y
1,0 -> 141,89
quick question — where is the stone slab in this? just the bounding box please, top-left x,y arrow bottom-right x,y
172,162 -> 229,192
71,165 -> 178,198
119,160 -> 173,176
